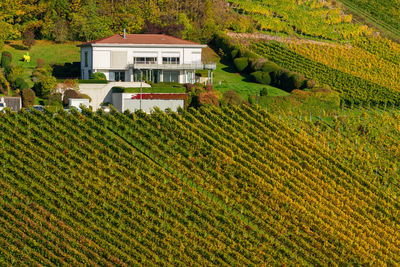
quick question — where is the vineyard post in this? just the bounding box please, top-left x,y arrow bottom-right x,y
140,70 -> 143,111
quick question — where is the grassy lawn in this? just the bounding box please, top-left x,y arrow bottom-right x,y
2,40 -> 81,86
202,47 -> 289,99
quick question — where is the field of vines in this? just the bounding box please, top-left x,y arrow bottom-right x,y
339,0 -> 400,38
0,106 -> 400,265
228,0 -> 371,40
283,39 -> 400,91
250,41 -> 400,106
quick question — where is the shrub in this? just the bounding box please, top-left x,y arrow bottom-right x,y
0,70 -> 10,94
36,58 -> 46,68
231,48 -> 240,59
79,94 -> 92,102
289,73 -> 306,90
222,90 -> 243,106
261,61 -> 281,73
1,51 -> 12,68
63,89 -> 80,106
6,66 -> 24,85
198,91 -> 219,107
240,49 -> 260,59
233,57 -> 249,73
249,58 -> 267,72
21,88 -> 35,108
78,79 -> 108,84
15,77 -> 25,88
260,87 -> 269,96
48,93 -> 63,106
302,79 -> 317,89
23,29 -> 36,49
33,75 -> 57,98
250,71 -> 271,85
90,72 -> 107,80
112,86 -> 125,93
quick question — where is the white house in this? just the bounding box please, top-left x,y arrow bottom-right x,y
78,33 -> 216,84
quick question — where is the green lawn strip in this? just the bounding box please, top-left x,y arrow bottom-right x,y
119,87 -> 186,93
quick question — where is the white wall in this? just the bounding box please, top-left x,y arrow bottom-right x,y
91,46 -> 204,69
78,82 -> 151,110
117,93 -> 185,113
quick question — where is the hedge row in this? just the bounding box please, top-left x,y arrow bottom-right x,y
213,33 -> 315,93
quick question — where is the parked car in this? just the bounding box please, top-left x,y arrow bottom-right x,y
0,101 -> 6,112
100,105 -> 110,113
26,105 -> 45,112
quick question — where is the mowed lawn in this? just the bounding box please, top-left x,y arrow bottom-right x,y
2,40 -> 81,86
202,47 -> 288,99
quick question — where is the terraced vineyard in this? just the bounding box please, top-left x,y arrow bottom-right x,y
1,107 -> 400,265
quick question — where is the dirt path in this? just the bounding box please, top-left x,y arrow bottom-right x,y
227,32 -> 351,47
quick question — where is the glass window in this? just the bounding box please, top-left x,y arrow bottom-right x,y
84,51 -> 88,67
163,57 -> 180,64
114,71 -> 125,81
134,57 -> 157,64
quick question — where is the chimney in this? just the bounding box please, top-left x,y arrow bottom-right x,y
123,29 -> 126,39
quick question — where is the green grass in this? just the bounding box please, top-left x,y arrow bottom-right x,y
2,40 -> 81,86
213,60 -> 289,99
202,46 -> 288,99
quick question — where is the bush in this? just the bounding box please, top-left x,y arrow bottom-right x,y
90,72 -> 107,80
231,48 -> 240,59
63,89 -> 81,106
21,88 -> 35,108
79,94 -> 92,102
6,66 -> 24,85
112,86 -> 125,93
15,77 -> 26,89
233,57 -> 249,73
78,79 -> 108,84
261,61 -> 281,73
0,70 -> 9,94
33,75 -> 57,98
250,71 -> 271,85
48,93 -> 63,106
222,90 -> 243,106
260,87 -> 269,96
198,91 -> 219,107
249,58 -> 267,72
23,29 -> 36,49
1,51 -> 12,68
36,58 -> 46,68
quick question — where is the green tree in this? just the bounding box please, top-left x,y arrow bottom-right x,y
33,75 -> 57,98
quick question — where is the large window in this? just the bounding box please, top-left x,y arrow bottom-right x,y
134,57 -> 157,64
84,52 -> 88,67
113,71 -> 125,81
163,57 -> 180,64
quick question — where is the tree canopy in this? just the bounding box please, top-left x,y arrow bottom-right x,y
0,0 -> 241,43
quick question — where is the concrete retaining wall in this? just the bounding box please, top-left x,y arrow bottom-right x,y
78,82 -> 151,110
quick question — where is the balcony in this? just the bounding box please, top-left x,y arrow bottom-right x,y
131,62 -> 216,70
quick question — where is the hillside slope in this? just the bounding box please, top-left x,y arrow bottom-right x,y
0,107 -> 399,265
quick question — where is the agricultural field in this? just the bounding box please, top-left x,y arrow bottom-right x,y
339,0 -> 400,40
248,40 -> 400,105
228,0 -> 371,41
0,106 -> 400,265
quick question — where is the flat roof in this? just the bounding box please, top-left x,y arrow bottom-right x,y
78,34 -> 205,47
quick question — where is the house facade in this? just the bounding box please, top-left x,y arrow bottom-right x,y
78,33 -> 216,84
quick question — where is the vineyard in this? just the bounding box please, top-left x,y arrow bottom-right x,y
228,0 -> 371,41
1,106 -> 400,265
249,40 -> 400,106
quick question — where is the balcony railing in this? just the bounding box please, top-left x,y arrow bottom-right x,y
131,62 -> 216,70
